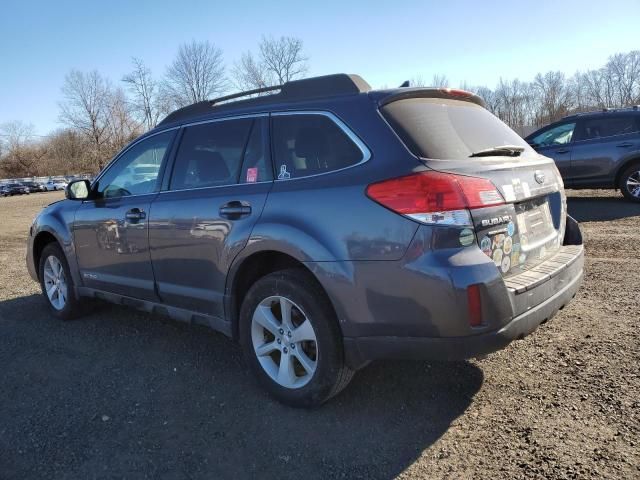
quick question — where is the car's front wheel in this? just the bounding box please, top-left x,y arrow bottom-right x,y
620,164 -> 640,202
239,268 -> 354,407
39,243 -> 86,320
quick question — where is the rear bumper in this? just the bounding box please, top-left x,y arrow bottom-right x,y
344,245 -> 583,368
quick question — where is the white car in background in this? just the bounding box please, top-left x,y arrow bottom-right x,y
45,180 -> 68,191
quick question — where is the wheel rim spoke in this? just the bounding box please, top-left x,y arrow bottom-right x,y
46,284 -> 57,298
290,319 -> 315,343
280,297 -> 293,330
252,306 -> 280,335
255,340 -> 278,357
277,353 -> 296,387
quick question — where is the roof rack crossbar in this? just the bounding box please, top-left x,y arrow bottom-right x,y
210,85 -> 282,105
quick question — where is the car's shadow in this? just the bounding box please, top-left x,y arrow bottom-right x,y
567,194 -> 640,222
0,294 -> 483,479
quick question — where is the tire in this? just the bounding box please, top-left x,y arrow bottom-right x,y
239,268 -> 354,407
38,243 -> 86,320
620,164 -> 640,202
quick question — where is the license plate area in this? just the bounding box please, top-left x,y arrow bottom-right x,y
514,196 -> 556,252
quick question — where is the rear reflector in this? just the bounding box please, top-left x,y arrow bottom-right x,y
467,284 -> 483,327
366,171 -> 504,226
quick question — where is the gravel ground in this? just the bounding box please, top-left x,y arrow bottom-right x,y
0,190 -> 638,479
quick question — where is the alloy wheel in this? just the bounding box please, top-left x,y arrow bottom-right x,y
251,295 -> 318,389
626,170 -> 640,198
43,255 -> 67,310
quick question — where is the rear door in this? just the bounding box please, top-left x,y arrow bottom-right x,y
382,97 -> 566,278
148,116 -> 272,318
569,115 -> 640,186
74,130 -> 175,300
526,121 -> 576,182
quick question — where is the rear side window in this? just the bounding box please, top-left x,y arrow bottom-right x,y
579,116 -> 640,140
170,118 -> 253,190
271,114 -> 364,179
382,98 -> 530,160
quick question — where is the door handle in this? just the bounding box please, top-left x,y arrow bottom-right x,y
616,142 -> 634,148
554,148 -> 570,154
125,208 -> 146,222
219,201 -> 251,219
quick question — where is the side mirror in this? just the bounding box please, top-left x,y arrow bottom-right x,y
65,179 -> 92,200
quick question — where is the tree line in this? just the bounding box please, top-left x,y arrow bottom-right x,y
1,45 -> 639,179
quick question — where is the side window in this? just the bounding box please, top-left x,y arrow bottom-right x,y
271,114 -> 364,179
170,118 -> 253,190
96,131 -> 173,198
240,118 -> 272,184
580,116 -> 640,140
530,122 -> 576,147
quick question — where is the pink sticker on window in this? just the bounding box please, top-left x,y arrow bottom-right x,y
246,167 -> 258,183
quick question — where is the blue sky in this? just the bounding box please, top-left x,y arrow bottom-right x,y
1,0 -> 639,135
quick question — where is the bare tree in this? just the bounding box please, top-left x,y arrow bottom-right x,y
232,51 -> 270,91
0,121 -> 43,177
533,71 -> 573,125
106,87 -> 141,154
122,57 -> 163,130
431,73 -> 449,88
408,75 -> 428,87
260,36 -> 308,85
406,73 -> 449,88
59,70 -> 112,169
233,36 -> 308,90
163,40 -> 226,107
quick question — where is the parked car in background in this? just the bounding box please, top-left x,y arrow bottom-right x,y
2,183 -> 30,195
22,181 -> 47,193
45,179 -> 68,191
525,106 -> 640,202
27,74 -> 584,406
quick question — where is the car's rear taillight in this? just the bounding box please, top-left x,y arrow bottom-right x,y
366,171 -> 504,226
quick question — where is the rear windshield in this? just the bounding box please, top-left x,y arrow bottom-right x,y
381,98 -> 530,160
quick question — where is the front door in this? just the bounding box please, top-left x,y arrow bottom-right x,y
74,130 -> 175,301
528,121 -> 576,183
149,117 -> 272,318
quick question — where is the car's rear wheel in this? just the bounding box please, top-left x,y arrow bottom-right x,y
39,243 -> 86,320
239,268 -> 354,407
620,164 -> 640,202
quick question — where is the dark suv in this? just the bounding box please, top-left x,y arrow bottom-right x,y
526,107 -> 640,201
27,74 -> 584,406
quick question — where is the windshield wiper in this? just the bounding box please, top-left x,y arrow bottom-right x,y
469,145 -> 525,158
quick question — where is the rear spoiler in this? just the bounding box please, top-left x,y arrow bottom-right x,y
376,87 -> 486,109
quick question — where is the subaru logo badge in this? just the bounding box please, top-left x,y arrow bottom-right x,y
534,171 -> 545,184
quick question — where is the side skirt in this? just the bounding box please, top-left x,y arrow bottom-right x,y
76,287 -> 233,337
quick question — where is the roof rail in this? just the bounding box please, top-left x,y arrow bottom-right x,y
211,84 -> 282,105
159,74 -> 371,126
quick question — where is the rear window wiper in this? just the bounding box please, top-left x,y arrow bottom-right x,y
469,145 -> 525,158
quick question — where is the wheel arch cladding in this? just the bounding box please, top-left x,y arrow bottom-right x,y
227,250 -> 342,341
615,156 -> 640,188
33,231 -> 60,279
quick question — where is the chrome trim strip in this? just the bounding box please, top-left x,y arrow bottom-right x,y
157,180 -> 273,195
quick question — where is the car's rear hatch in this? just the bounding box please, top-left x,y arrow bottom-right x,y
380,93 -> 567,278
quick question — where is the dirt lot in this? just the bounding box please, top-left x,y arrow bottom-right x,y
0,190 -> 638,479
